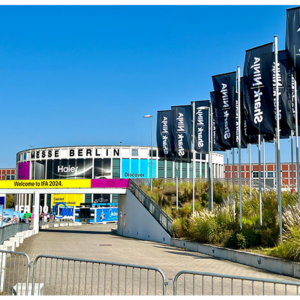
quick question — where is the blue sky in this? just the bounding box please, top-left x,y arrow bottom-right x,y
0,5 -> 297,167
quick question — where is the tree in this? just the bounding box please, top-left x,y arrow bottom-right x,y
6,194 -> 15,208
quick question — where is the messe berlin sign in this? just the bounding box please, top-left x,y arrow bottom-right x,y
0,179 -> 130,189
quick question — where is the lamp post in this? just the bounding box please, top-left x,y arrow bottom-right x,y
144,115 -> 153,192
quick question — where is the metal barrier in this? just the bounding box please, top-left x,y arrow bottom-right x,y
129,180 -> 173,236
0,224 -> 30,245
31,255 -> 167,296
0,250 -> 31,296
172,270 -> 300,296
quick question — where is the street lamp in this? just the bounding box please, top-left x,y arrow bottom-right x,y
143,115 -> 153,192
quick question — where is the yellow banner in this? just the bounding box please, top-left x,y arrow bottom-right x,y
0,179 -> 91,189
52,194 -> 83,207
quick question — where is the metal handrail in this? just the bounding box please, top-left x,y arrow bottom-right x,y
129,180 -> 173,236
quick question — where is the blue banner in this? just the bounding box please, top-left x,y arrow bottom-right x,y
95,207 -> 118,223
3,208 -> 13,226
13,211 -> 20,224
0,206 -> 2,227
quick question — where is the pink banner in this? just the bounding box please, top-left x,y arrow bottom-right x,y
18,161 -> 30,180
91,179 -> 129,188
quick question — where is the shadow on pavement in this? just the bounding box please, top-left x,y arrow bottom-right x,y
40,229 -> 117,235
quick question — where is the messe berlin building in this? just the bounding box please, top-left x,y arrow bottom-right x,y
15,145 -> 224,213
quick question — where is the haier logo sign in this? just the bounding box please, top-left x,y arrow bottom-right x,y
53,202 -> 74,219
58,165 -> 78,173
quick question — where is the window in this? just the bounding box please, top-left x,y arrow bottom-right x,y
267,172 -> 273,178
201,154 -> 206,160
6,175 -> 10,180
113,158 -> 120,179
196,153 -> 200,160
196,162 -> 200,178
253,172 -> 264,178
167,161 -> 173,178
11,175 -> 15,180
158,160 -> 165,178
201,162 -> 205,178
132,149 -> 139,156
182,163 -> 187,178
149,150 -> 157,157
189,163 -> 193,178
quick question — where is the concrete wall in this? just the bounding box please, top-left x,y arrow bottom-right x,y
117,191 -> 170,244
171,238 -> 300,279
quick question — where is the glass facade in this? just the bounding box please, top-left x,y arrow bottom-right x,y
158,160 -> 165,178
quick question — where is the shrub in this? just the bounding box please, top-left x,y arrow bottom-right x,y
172,217 -> 189,238
259,226 -> 279,247
224,228 -> 261,249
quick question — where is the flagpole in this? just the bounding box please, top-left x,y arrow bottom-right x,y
263,138 -> 266,200
292,130 -> 294,192
249,144 -> 252,198
294,45 -> 300,205
232,149 -> 235,219
210,101 -> 214,210
208,105 -> 212,211
258,134 -> 262,226
275,35 -> 282,243
238,66 -> 242,229
192,102 -> 195,215
227,150 -> 230,204
176,162 -> 178,211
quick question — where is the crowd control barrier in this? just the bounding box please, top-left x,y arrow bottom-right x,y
172,270 -> 300,296
0,224 -> 30,245
0,250 -> 31,296
31,255 -> 167,296
2,249 -> 300,296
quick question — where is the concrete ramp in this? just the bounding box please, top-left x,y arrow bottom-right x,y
117,182 -> 172,244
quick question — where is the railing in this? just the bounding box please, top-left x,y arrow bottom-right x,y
31,255 -> 167,296
2,249 -> 300,296
0,224 -> 30,245
173,270 -> 300,296
129,180 -> 173,236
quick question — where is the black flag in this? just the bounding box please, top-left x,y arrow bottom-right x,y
212,71 -> 236,149
193,101 -> 209,154
156,110 -> 175,161
243,43 -> 274,136
171,105 -> 192,163
210,92 -> 226,151
273,51 -> 294,131
286,7 -> 300,81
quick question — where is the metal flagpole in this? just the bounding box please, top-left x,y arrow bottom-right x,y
263,138 -> 266,200
176,162 -> 178,211
258,134 -> 262,226
227,150 -> 229,203
294,45 -> 300,205
292,130 -> 294,192
211,101 -> 214,210
275,36 -> 282,243
208,105 -> 212,211
192,102 -> 196,215
238,66 -> 242,229
232,149 -> 235,219
249,144 -> 252,198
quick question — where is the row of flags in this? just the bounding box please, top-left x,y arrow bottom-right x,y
156,7 -> 300,162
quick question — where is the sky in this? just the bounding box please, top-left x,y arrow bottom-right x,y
0,5 -> 297,167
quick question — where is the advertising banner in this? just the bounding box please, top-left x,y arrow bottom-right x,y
3,208 -> 13,226
0,205 -> 2,227
95,207 -> 118,223
243,43 -> 274,136
286,7 -> 300,81
121,159 -> 157,179
171,105 -> 192,163
13,211 -> 20,224
17,161 -> 30,180
0,179 -> 91,189
274,51 -> 294,131
157,110 -> 175,160
52,194 -> 83,207
194,101 -> 209,154
211,92 -> 227,151
91,179 -> 129,188
212,71 -> 236,149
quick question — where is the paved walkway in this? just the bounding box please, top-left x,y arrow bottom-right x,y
16,224 -> 300,295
